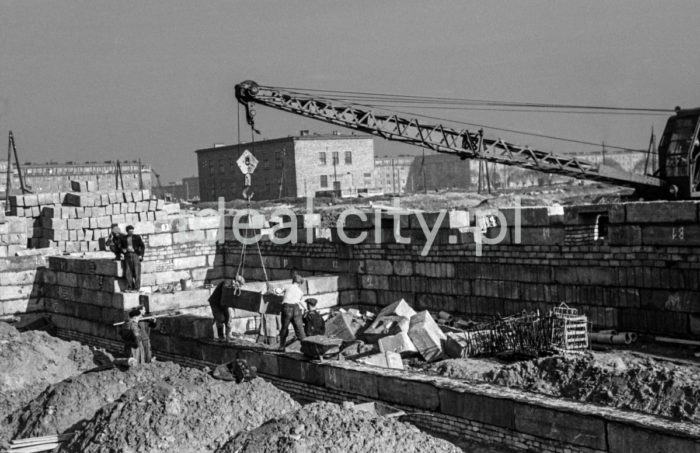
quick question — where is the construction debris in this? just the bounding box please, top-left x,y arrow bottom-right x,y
408,311 -> 446,362
357,351 -> 404,370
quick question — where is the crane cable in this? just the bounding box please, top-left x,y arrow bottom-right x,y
274,87 -> 659,152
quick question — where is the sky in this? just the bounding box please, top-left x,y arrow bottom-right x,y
1,1 -> 699,183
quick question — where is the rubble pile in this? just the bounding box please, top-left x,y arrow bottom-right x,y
319,299 -> 447,368
8,362 -> 206,440
60,377 -> 300,452
216,401 -> 462,453
0,322 -> 96,446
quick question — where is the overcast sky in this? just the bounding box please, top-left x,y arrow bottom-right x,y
1,1 -> 699,182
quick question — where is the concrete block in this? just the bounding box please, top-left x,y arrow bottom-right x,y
408,310 -> 445,362
626,200 -> 698,224
608,225 -> 642,245
369,299 -> 416,329
172,255 -> 207,270
325,312 -> 364,341
376,375 -> 439,410
513,404 -> 607,450
439,389 -> 515,429
365,259 -> 393,275
172,230 -> 206,244
357,351 -> 403,369
111,292 -> 142,310
324,366 -> 379,399
146,233 -> 172,247
607,422 -> 700,453
0,269 -> 37,286
306,274 -> 339,294
140,288 -> 211,312
377,331 -> 417,354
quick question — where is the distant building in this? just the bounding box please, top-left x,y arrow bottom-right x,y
374,154 -> 473,194
152,176 -> 200,201
196,132 -> 375,201
0,160 -> 152,195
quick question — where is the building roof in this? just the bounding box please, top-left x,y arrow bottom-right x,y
195,132 -> 372,153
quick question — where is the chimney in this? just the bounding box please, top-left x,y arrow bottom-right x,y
300,130 -> 309,137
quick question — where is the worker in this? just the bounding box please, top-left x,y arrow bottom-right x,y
303,298 -> 325,337
208,274 -> 246,342
105,224 -> 124,260
119,225 -> 145,292
277,272 -> 307,351
120,305 -> 156,364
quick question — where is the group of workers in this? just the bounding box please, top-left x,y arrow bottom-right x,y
106,224 -> 145,292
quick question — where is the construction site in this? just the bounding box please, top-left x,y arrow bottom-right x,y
2,3 -> 700,452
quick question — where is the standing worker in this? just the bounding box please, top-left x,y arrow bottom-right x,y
105,224 -> 124,260
120,305 -> 156,364
277,273 -> 307,351
119,225 -> 145,292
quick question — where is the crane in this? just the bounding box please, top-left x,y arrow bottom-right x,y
234,81 -> 700,199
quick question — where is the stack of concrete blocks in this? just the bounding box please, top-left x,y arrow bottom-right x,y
7,189 -> 182,253
43,255 -> 216,342
0,254 -> 51,318
268,212 -> 329,243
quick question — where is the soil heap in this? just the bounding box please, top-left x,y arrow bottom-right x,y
9,362 -> 206,440
488,352 -> 700,422
60,377 -> 300,453
217,401 -> 462,453
431,351 -> 700,422
0,322 -> 96,445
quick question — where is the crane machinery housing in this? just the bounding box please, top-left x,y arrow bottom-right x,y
235,80 -> 700,200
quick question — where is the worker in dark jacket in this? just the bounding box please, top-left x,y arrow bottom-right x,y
105,224 -> 124,260
119,225 -> 145,291
120,305 -> 157,364
303,298 -> 325,337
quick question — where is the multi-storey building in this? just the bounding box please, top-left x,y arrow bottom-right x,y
196,132 -> 375,201
0,160 -> 152,195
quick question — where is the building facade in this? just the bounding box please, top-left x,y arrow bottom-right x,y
0,160 -> 152,195
374,154 -> 473,194
196,132 -> 375,201
152,176 -> 200,202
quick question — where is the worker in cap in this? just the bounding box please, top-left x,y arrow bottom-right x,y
277,271 -> 307,351
118,225 -> 145,292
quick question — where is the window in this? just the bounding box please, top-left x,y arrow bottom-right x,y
332,152 -> 339,165
320,175 -> 328,188
319,152 -> 327,165
345,151 -> 352,164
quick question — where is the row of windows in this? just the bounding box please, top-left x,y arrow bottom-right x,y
319,151 -> 352,165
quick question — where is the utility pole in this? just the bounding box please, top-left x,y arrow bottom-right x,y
5,133 -> 11,206
644,127 -> 657,174
278,147 -> 286,198
421,150 -> 427,194
138,159 -> 143,190
601,141 -> 606,165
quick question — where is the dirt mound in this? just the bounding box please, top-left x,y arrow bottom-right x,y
487,352 -> 700,422
0,324 -> 95,393
217,401 -> 461,453
0,322 -> 96,446
9,361 -> 206,440
60,377 -> 300,453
